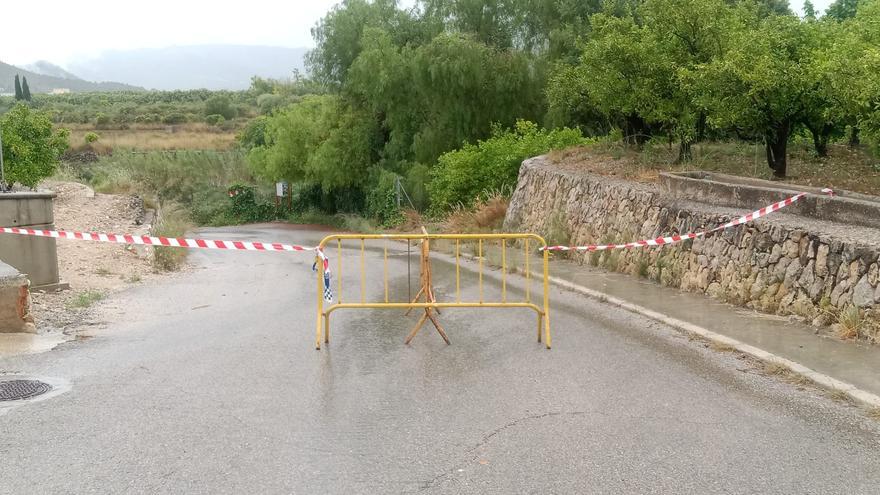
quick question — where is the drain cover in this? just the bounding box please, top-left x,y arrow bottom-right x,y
0,380 -> 52,401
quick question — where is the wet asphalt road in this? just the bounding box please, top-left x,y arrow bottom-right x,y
2,225 -> 880,494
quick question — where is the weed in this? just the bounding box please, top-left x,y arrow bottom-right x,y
127,274 -> 142,283
636,257 -> 650,279
543,211 -> 571,248
709,341 -> 736,353
443,192 -> 509,234
828,389 -> 852,403
868,408 -> 880,420
95,267 -> 112,276
341,215 -> 378,234
836,305 -> 863,340
763,362 -> 788,376
152,203 -> 192,272
67,290 -> 104,309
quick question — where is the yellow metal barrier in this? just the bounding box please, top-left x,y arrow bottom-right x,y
315,232 -> 551,350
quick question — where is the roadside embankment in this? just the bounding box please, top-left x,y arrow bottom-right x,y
505,155 -> 880,342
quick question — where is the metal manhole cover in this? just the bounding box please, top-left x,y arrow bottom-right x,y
0,380 -> 52,401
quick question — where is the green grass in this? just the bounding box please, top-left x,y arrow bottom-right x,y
67,290 -> 104,309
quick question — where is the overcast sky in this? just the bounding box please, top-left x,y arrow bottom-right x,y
0,0 -> 347,66
0,0 -> 832,67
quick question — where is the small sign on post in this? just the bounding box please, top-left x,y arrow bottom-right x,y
275,181 -> 291,211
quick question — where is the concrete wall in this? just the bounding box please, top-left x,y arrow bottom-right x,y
660,171 -> 880,231
505,156 -> 880,337
0,260 -> 35,333
0,192 -> 61,290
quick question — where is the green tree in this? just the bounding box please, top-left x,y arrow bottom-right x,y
307,0 -> 426,87
204,95 -> 236,120
0,104 -> 69,188
691,14 -> 819,177
247,95 -> 379,191
826,0 -> 860,19
827,0 -> 880,151
21,77 -> 32,101
13,75 -> 23,100
803,0 -> 817,18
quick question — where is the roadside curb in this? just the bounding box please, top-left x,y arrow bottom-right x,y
549,276 -> 880,409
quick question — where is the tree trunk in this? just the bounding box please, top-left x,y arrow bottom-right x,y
623,113 -> 651,147
765,120 -> 791,178
849,126 -> 860,147
676,139 -> 693,164
807,123 -> 830,157
696,112 -> 707,142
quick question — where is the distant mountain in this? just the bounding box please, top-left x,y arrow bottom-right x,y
0,60 -> 142,94
67,45 -> 308,91
25,60 -> 82,81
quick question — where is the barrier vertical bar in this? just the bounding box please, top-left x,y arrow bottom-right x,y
543,247 -> 551,349
316,252 -> 324,350
455,240 -> 461,303
478,239 -> 483,304
360,238 -> 366,304
384,242 -> 389,303
525,238 -> 531,303
337,239 -> 343,303
501,238 -> 507,303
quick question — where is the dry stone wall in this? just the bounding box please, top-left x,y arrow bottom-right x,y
505,156 -> 880,337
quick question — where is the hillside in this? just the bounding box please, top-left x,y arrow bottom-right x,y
25,61 -> 82,81
0,60 -> 142,94
67,45 -> 308,91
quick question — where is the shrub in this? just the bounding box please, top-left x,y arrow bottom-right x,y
152,202 -> 192,271
205,114 -> 226,126
204,95 -> 236,120
366,169 -> 405,227
226,183 -> 275,223
428,120 -> 585,213
162,112 -> 187,125
0,104 -> 69,188
94,112 -> 111,128
84,132 -> 100,144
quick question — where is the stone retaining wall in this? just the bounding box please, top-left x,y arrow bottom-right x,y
504,156 -> 880,337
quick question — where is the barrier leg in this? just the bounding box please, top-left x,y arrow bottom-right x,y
537,313 -> 543,343
315,314 -> 323,350
404,286 -> 425,316
544,314 -> 551,350
427,310 -> 450,345
324,312 -> 330,344
405,312 -> 429,344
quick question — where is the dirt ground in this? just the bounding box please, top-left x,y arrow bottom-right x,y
29,181 -> 165,332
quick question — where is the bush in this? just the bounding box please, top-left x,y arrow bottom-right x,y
237,116 -> 268,150
204,95 -> 237,120
84,132 -> 100,144
152,202 -> 192,271
205,114 -> 226,126
256,93 -> 284,115
226,184 -> 275,223
428,120 -> 586,213
0,104 -> 69,188
162,112 -> 187,125
94,112 -> 111,128
366,169 -> 405,227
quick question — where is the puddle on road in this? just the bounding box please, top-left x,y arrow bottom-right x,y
0,332 -> 71,358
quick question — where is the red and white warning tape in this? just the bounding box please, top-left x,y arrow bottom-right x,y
0,227 -> 319,253
542,188 -> 834,252
0,225 -> 335,300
